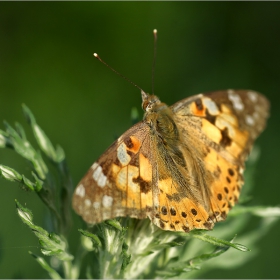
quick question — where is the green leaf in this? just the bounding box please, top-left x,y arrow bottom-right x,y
147,239 -> 185,252
0,165 -> 22,182
3,120 -> 48,179
31,171 -> 43,192
15,122 -> 27,141
158,244 -> 230,277
29,251 -> 62,279
0,130 -> 8,148
230,205 -> 280,218
55,145 -> 65,163
0,165 -> 36,191
121,241 -> 131,272
15,199 -> 33,225
15,200 -> 73,261
105,219 -> 123,231
190,231 -> 250,252
78,229 -> 102,249
94,220 -> 131,279
22,104 -> 65,163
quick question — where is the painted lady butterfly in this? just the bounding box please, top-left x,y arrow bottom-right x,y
72,86 -> 269,232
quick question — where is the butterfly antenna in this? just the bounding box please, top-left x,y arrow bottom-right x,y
93,53 -> 144,93
152,29 -> 157,95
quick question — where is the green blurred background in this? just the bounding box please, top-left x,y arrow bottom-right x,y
0,2 -> 280,278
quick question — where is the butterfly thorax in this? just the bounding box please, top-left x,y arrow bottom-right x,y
141,91 -> 179,143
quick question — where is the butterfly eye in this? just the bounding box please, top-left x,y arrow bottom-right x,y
146,98 -> 160,112
146,103 -> 153,111
142,99 -> 155,111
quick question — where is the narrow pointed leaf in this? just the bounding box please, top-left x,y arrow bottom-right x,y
16,200 -> 73,261
0,165 -> 22,182
22,104 -> 64,163
78,229 -> 102,249
190,231 -> 250,252
29,251 -> 62,279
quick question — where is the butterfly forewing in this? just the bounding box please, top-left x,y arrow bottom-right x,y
73,89 -> 269,232
73,122 -> 154,224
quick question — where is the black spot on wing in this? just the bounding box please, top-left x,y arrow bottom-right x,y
166,193 -> 181,202
191,208 -> 197,216
161,206 -> 168,215
195,98 -> 204,111
220,127 -> 232,147
170,207 -> 176,216
205,108 -> 217,124
133,176 -> 151,193
123,137 -> 134,149
228,168 -> 235,176
181,211 -> 187,218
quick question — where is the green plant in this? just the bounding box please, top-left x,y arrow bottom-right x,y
0,105 -> 279,279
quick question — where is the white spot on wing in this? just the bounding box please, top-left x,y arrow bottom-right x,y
228,90 -> 244,111
215,117 -> 236,138
245,115 -> 255,126
202,97 -> 220,115
127,166 -> 139,192
93,165 -> 102,180
93,202 -> 100,209
102,195 -> 113,208
92,164 -> 107,188
85,199 -> 91,207
91,162 -> 98,170
247,91 -> 258,102
75,184 -> 85,197
98,173 -> 107,187
117,142 -> 131,166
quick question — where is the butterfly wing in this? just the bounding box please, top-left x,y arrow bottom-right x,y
167,89 -> 270,228
72,121 -> 155,224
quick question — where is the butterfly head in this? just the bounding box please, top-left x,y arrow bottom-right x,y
141,90 -> 166,112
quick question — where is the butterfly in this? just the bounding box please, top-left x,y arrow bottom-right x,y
72,89 -> 269,232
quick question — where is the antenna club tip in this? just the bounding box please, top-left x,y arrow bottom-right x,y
153,29 -> 157,34
93,53 -> 98,58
